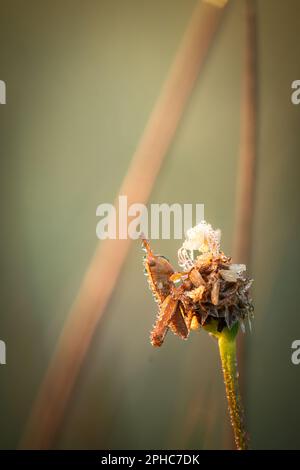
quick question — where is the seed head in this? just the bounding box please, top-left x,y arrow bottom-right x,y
142,221 -> 254,346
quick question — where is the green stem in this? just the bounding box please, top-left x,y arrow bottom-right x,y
203,321 -> 249,450
218,327 -> 248,450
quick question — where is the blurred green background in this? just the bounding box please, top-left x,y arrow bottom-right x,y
0,0 -> 300,449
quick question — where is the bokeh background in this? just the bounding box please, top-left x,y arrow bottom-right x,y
0,0 -> 300,449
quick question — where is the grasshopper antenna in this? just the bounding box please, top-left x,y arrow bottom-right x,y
140,233 -> 152,256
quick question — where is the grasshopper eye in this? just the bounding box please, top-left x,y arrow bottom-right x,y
148,258 -> 156,267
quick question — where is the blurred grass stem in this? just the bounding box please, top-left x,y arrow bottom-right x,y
20,0 -> 227,449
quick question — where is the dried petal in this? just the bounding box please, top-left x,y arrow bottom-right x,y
225,305 -> 230,328
229,264 -> 246,275
200,307 -> 209,325
210,306 -> 219,318
219,269 -> 238,283
195,253 -> 213,272
189,268 -> 205,287
239,318 -> 246,333
186,285 -> 205,302
211,279 -> 220,305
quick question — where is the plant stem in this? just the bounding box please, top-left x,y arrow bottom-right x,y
203,321 -> 249,450
218,326 -> 249,450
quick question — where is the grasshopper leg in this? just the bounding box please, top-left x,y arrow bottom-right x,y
150,296 -> 178,347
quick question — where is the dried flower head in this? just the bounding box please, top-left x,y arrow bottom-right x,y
142,221 -> 253,347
